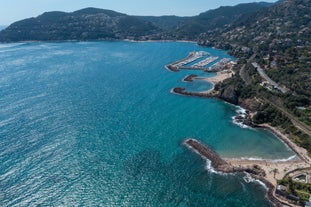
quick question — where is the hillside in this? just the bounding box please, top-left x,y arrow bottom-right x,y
170,2 -> 273,39
199,0 -> 311,107
200,0 -> 311,153
0,8 -> 158,42
135,15 -> 189,30
0,3 -> 273,42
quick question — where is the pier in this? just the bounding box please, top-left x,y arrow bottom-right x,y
166,51 -> 208,72
166,52 -> 235,73
193,56 -> 218,67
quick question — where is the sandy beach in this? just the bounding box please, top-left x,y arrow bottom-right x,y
197,71 -> 311,187
192,70 -> 311,189
225,124 -> 311,206
194,70 -> 233,93
226,123 -> 311,184
202,70 -> 233,84
225,158 -> 308,185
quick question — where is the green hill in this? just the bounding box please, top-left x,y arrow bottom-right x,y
0,3 -> 273,42
0,8 -> 158,42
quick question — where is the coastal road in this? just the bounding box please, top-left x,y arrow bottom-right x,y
252,62 -> 288,94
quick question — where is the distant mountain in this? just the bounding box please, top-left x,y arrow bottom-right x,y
199,0 -> 310,52
0,8 -> 158,42
171,2 -> 273,38
0,3 -> 274,42
135,15 -> 189,30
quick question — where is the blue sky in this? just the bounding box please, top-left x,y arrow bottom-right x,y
1,0 -> 277,25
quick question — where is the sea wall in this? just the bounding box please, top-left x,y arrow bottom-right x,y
172,87 -> 215,98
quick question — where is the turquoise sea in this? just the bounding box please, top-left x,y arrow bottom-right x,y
0,41 -> 294,206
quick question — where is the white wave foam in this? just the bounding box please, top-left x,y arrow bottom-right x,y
243,173 -> 255,183
231,106 -> 251,129
254,179 -> 269,190
240,154 -> 297,162
240,156 -> 265,161
271,155 -> 297,162
184,140 -> 233,175
0,43 -> 25,49
243,173 -> 268,190
204,160 -> 227,175
232,117 -> 249,129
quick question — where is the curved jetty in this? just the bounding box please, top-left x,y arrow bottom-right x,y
183,74 -> 197,82
183,138 -> 287,207
183,138 -> 242,173
172,87 -> 215,98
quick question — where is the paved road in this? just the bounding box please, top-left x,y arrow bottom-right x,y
252,62 -> 288,93
238,56 -> 310,136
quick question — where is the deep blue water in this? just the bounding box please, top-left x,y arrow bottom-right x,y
0,41 -> 293,206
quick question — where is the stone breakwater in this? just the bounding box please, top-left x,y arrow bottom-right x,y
172,87 -> 215,98
182,74 -> 197,82
183,138 -> 240,173
183,138 -> 287,207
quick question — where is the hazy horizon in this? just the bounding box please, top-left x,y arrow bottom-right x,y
1,0 -> 277,25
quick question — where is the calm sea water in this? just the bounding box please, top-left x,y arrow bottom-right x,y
0,41 -> 293,206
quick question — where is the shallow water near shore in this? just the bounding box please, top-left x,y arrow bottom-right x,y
0,41 -> 292,206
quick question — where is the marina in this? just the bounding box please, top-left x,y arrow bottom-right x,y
166,51 -> 236,72
192,56 -> 218,67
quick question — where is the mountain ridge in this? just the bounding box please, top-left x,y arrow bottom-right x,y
0,3 -> 273,42
0,7 -> 158,42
